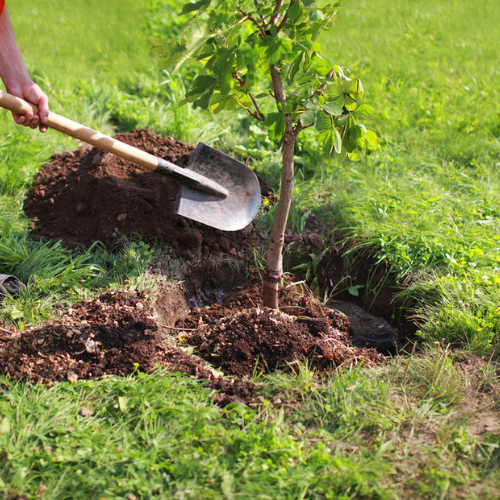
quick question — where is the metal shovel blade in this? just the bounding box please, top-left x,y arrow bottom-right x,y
174,143 -> 261,231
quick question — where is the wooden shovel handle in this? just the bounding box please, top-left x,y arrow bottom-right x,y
0,90 -> 159,171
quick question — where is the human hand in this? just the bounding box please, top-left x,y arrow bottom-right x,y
8,81 -> 49,133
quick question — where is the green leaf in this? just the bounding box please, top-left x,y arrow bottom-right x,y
188,75 -> 217,97
348,150 -> 363,162
265,112 -> 286,141
321,129 -> 334,155
321,101 -> 342,116
181,0 -> 211,14
304,101 -> 318,110
365,130 -> 378,151
219,72 -> 233,95
300,109 -> 316,127
334,127 -> 342,153
196,88 -> 215,110
232,145 -> 270,158
355,104 -> 374,116
348,285 -> 363,296
172,20 -> 210,72
118,396 -> 132,413
147,36 -> 177,57
335,115 -> 349,127
353,126 -> 365,149
315,110 -> 331,132
309,9 -> 325,21
159,45 -> 188,71
287,52 -> 304,81
10,305 -> 23,320
288,1 -> 302,20
344,94 -> 357,111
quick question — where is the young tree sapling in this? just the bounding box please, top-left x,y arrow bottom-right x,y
149,0 -> 377,309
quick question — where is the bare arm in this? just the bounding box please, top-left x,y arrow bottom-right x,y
0,7 -> 49,132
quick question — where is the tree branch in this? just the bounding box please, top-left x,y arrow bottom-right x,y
271,0 -> 285,26
239,9 -> 267,37
231,73 -> 266,121
277,0 -> 296,32
249,93 -> 266,121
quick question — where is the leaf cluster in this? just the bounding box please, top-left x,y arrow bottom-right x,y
148,0 -> 377,160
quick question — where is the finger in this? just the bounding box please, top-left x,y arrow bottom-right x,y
23,111 -> 34,128
37,94 -> 50,127
12,113 -> 25,125
30,115 -> 41,130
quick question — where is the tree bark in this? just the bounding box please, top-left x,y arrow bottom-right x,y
262,65 -> 296,309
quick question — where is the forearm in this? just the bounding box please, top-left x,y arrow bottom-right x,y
0,6 -> 49,131
0,7 -> 31,92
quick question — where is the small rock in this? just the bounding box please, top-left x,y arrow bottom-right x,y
218,236 -> 230,252
79,407 -> 93,418
48,198 -> 55,204
308,232 -> 324,250
76,203 -> 86,215
67,371 -> 78,383
179,229 -> 203,249
117,213 -> 127,222
229,248 -> 237,256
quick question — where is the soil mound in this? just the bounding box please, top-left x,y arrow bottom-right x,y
0,282 -> 385,385
0,290 -> 213,385
187,307 -> 385,378
177,279 -> 386,377
24,130 -> 261,256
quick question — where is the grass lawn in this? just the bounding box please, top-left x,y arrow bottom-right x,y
0,0 -> 499,498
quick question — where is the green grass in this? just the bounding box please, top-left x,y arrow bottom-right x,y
1,0 -> 500,497
286,0 -> 500,350
1,359 -> 499,499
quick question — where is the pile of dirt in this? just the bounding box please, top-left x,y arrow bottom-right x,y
24,130 -> 264,257
0,290 -> 200,384
174,277 -> 386,377
0,281 -> 385,387
187,307 -> 385,378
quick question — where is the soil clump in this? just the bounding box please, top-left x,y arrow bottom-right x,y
24,130 -> 263,257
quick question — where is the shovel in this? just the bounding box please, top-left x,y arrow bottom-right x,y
0,90 -> 261,231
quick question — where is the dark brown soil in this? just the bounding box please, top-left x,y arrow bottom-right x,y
0,278 -> 385,393
24,129 -> 264,258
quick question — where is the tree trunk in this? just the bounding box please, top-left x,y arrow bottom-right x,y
262,66 -> 296,309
